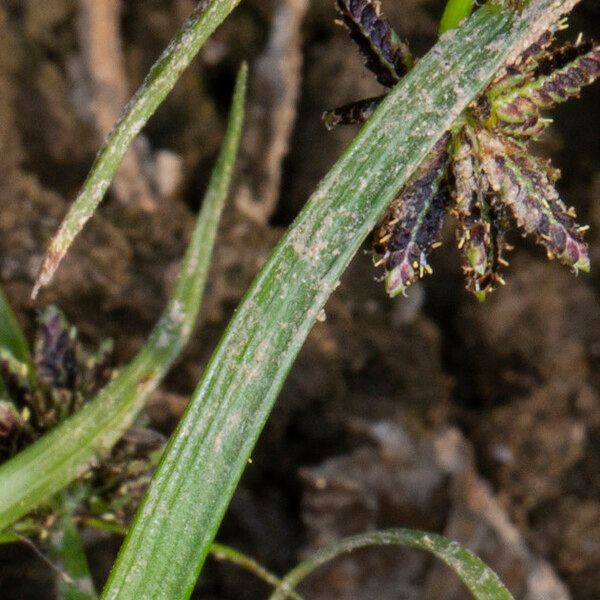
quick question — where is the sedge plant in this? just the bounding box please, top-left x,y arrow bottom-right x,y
0,0 -> 596,598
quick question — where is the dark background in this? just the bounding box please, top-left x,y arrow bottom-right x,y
1,0 -> 599,598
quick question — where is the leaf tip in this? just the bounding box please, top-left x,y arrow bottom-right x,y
31,246 -> 64,300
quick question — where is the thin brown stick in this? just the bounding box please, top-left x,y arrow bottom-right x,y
235,0 -> 309,224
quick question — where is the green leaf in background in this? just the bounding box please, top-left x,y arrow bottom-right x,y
270,529 -> 514,600
48,494 -> 98,600
32,0 -> 243,298
101,2 -> 580,599
0,288 -> 33,378
0,63 -> 248,532
210,543 -> 303,600
439,0 -> 476,34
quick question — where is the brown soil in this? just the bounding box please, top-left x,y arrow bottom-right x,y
1,1 -> 599,598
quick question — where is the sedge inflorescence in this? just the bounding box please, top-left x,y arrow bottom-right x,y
324,0 -> 600,300
0,307 -> 163,531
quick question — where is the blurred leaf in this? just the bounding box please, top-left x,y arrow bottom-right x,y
49,494 -> 98,600
0,289 -> 33,386
439,0 -> 476,34
270,529 -> 514,600
210,543 -> 303,600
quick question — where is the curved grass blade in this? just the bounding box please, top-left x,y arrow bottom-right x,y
269,529 -> 514,600
100,3 -> 579,599
439,0 -> 476,35
0,63 -> 247,532
32,0 -> 243,298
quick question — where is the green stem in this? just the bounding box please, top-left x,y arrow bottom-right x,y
83,519 -> 303,599
0,64 -> 247,533
210,543 -> 304,600
269,529 -> 514,600
33,0 -> 243,297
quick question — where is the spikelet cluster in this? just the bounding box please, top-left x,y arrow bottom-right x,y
0,307 -> 163,532
324,0 -> 599,299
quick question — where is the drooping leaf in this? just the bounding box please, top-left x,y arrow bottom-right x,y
269,529 -> 514,600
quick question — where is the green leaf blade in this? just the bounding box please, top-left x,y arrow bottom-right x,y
269,529 -> 514,600
101,3 -> 580,599
49,495 -> 99,600
33,0 -> 243,298
0,289 -> 33,374
0,63 -> 248,533
439,0 -> 476,34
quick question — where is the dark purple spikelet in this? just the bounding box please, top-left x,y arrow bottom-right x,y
451,129 -> 509,299
0,305 -> 115,441
323,95 -> 385,130
492,41 -> 600,138
534,40 -> 595,77
374,134 -> 450,296
460,214 -> 508,301
335,0 -> 412,88
514,30 -> 555,73
478,130 -> 589,273
35,306 -> 78,393
528,41 -> 600,105
327,1 -> 598,300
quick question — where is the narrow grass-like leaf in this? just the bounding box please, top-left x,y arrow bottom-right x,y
0,64 -> 247,532
439,0 -> 476,34
101,2 -> 579,599
269,529 -> 514,600
0,288 -> 33,373
49,495 -> 98,600
210,543 -> 304,600
32,0 -> 242,298
81,519 -> 302,599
